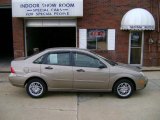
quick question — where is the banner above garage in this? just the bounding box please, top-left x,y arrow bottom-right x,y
12,0 -> 83,17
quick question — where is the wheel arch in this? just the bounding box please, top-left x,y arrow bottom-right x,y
24,77 -> 48,90
112,77 -> 136,92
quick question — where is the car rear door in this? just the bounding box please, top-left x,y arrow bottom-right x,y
72,52 -> 110,90
40,51 -> 73,89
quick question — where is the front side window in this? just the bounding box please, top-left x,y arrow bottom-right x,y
87,29 -> 107,50
46,52 -> 70,66
73,53 -> 103,68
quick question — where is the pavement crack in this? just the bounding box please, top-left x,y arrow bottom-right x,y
150,79 -> 160,88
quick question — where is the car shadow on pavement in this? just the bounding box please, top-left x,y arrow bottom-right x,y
46,91 -> 77,98
46,91 -> 147,99
11,89 -> 147,99
46,91 -> 115,100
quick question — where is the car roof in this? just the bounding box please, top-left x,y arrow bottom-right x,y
26,47 -> 97,62
45,47 -> 91,53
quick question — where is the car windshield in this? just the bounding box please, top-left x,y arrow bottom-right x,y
89,51 -> 118,66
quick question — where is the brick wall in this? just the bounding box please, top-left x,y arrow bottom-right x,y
0,0 -> 10,4
0,0 -> 25,58
77,0 -> 160,66
12,18 -> 25,58
0,0 -> 159,66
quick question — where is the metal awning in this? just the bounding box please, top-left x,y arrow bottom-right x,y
121,8 -> 155,30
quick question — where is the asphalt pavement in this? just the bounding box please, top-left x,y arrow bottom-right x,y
0,72 -> 160,120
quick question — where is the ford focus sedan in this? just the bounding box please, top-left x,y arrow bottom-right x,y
9,48 -> 148,98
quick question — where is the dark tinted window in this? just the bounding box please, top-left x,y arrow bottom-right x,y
73,53 -> 103,68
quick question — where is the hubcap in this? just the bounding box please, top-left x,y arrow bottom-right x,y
117,82 -> 131,97
29,82 -> 43,96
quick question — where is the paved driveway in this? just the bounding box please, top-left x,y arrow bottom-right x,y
0,72 -> 160,120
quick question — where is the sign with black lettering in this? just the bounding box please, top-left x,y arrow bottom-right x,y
121,25 -> 155,30
12,0 -> 83,17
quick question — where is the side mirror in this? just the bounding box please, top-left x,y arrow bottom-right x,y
98,65 -> 106,69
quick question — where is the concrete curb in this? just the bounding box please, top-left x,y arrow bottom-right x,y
142,67 -> 160,72
142,70 -> 160,72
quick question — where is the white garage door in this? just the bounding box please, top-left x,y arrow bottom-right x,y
25,19 -> 77,27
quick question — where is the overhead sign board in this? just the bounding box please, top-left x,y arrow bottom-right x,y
121,25 -> 155,30
12,0 -> 83,17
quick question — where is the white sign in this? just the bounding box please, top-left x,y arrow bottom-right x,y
121,25 -> 155,30
12,0 -> 83,17
79,29 -> 87,49
107,29 -> 116,50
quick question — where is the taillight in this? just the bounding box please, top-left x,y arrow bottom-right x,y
11,67 -> 15,73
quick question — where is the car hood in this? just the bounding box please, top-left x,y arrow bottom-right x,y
116,63 -> 142,72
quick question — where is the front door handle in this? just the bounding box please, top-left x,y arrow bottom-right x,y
45,66 -> 53,70
76,69 -> 85,72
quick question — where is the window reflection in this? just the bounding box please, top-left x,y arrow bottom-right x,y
87,29 -> 107,50
130,31 -> 142,64
131,32 -> 142,47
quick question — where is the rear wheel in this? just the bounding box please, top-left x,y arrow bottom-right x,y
26,78 -> 47,98
113,79 -> 134,98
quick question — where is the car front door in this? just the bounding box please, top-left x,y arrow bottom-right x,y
40,52 -> 73,89
72,52 -> 110,90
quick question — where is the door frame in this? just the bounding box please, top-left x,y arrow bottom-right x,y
24,18 -> 77,57
0,7 -> 14,59
128,31 -> 144,66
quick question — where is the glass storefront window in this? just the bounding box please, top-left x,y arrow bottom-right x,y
129,31 -> 143,65
130,48 -> 141,64
131,32 -> 142,47
87,29 -> 107,50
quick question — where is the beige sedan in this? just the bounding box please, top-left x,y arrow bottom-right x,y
9,48 -> 148,98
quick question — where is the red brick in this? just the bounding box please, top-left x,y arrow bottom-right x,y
12,18 -> 25,58
77,0 -> 160,66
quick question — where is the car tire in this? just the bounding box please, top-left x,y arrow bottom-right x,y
113,79 -> 134,98
26,78 -> 47,98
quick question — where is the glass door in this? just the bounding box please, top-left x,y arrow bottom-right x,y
129,31 -> 143,65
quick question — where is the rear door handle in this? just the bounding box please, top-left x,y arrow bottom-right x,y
45,66 -> 53,70
76,69 -> 85,72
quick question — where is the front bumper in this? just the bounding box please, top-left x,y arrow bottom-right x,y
136,76 -> 148,90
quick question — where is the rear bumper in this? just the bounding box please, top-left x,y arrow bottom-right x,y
9,73 -> 25,87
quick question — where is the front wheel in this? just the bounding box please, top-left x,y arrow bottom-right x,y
113,79 -> 134,98
26,78 -> 47,98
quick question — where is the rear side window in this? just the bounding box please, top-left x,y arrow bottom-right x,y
33,55 -> 46,64
46,52 -> 70,66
